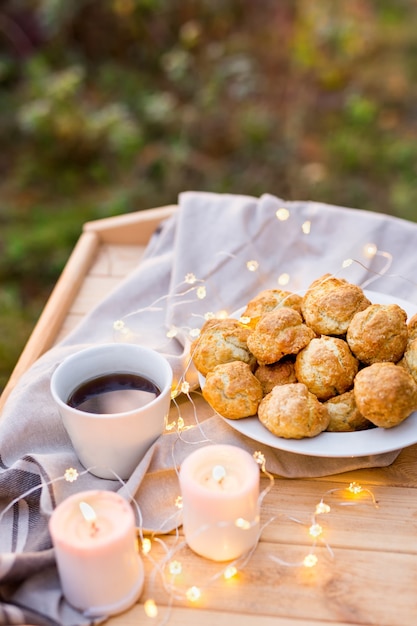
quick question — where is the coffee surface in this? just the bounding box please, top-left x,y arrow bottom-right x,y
67,372 -> 161,414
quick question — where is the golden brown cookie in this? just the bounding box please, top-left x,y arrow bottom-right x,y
346,303 -> 408,364
295,336 -> 359,401
191,318 -> 256,377
247,307 -> 315,365
301,274 -> 371,336
242,289 -> 303,328
202,361 -> 263,419
254,357 -> 297,395
354,362 -> 417,428
258,382 -> 330,439
324,389 -> 373,432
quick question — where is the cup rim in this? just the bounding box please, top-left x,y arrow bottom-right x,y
50,343 -> 173,418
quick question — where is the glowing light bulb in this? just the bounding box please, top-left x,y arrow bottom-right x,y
277,273 -> 290,286
235,517 -> 251,530
364,243 -> 377,258
348,482 -> 363,494
166,326 -> 178,338
303,553 -> 318,568
315,501 -> 331,515
224,566 -> 237,579
302,220 -> 311,234
180,381 -> 190,394
342,258 -> 353,268
309,523 -> 323,538
175,496 -> 183,509
246,260 -> 259,272
169,560 -> 182,576
144,598 -> 158,618
185,273 -> 197,284
142,538 -> 152,554
276,207 -> 290,221
197,286 -> 206,300
64,467 -> 79,482
186,586 -> 201,602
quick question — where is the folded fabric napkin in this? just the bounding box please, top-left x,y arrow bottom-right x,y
1,191 -> 417,625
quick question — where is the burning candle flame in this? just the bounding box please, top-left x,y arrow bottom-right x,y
79,501 -> 98,536
212,465 -> 226,484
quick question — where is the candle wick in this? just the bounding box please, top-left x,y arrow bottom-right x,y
212,464 -> 227,485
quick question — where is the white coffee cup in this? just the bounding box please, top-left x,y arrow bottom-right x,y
50,343 -> 173,480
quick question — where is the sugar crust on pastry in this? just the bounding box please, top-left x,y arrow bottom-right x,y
242,289 -> 303,328
295,335 -> 359,401
354,362 -> 417,428
324,389 -> 373,432
346,303 -> 408,364
247,307 -> 315,365
254,357 -> 297,395
202,361 -> 263,419
301,274 -> 371,336
258,382 -> 330,439
191,318 -> 256,376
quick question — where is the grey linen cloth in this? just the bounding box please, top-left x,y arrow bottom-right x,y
1,191 -> 417,625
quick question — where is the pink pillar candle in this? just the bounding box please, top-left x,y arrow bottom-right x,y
179,444 -> 260,561
49,490 -> 144,617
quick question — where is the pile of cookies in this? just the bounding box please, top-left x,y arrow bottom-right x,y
190,274 -> 417,439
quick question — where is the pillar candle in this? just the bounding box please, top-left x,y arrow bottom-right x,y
49,490 -> 144,617
179,444 -> 260,561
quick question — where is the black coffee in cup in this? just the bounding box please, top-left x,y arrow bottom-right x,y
67,372 -> 161,415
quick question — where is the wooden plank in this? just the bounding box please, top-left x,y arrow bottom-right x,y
83,205 -> 177,245
111,534 -> 417,626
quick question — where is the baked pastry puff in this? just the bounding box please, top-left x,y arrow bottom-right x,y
354,362 -> 417,428
202,361 -> 263,419
247,307 -> 315,365
258,382 -> 329,439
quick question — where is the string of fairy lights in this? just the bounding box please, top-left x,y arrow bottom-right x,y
2,204 -> 416,623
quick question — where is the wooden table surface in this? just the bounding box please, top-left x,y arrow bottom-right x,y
1,206 -> 417,626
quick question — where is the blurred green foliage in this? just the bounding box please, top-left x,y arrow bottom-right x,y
1,0 -> 417,390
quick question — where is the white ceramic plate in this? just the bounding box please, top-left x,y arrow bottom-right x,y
198,289 -> 417,458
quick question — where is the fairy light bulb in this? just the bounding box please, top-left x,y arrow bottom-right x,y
364,243 -> 377,258
348,482 -> 363,494
197,286 -> 206,299
169,560 -> 182,576
246,260 -> 259,272
186,586 -> 201,602
144,598 -> 158,618
342,258 -> 353,268
142,538 -> 152,554
224,565 -> 238,580
278,273 -> 290,286
276,207 -> 290,221
303,553 -> 318,568
309,523 -> 323,538
302,220 -> 311,234
235,517 -> 251,530
315,501 -> 331,515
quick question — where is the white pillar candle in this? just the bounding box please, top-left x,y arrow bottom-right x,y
179,444 -> 260,561
49,490 -> 144,617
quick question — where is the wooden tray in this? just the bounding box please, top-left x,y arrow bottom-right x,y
2,205 -> 417,626
0,205 -> 176,412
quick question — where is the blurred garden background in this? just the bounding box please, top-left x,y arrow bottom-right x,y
1,0 -> 417,391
